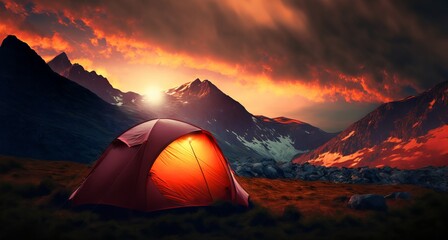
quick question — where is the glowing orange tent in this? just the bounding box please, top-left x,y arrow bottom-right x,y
69,119 -> 249,212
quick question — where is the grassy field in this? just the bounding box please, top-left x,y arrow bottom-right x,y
0,155 -> 447,239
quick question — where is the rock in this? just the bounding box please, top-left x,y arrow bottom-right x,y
251,163 -> 264,176
284,173 -> 294,178
382,166 -> 393,173
307,174 -> 322,181
378,172 -> 391,183
263,165 -> 279,179
303,163 -> 316,173
279,162 -> 293,172
232,160 -> 448,191
229,162 -> 239,170
384,192 -> 411,200
236,166 -> 254,177
348,194 -> 387,211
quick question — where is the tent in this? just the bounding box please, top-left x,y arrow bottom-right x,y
69,118 -> 249,212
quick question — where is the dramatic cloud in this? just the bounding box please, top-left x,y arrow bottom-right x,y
0,0 -> 446,131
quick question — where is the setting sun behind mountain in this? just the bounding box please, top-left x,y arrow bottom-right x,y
144,87 -> 165,105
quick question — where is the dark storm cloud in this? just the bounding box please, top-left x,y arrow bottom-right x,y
286,0 -> 448,89
4,0 -> 448,101
24,6 -> 95,43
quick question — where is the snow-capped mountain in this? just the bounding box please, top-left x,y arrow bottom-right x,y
0,36 -> 141,162
47,53 -> 335,163
48,53 -> 143,106
294,81 -> 448,169
165,79 -> 336,162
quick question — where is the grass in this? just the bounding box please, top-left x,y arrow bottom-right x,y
0,155 -> 447,239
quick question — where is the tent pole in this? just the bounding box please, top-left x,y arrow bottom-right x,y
189,140 -> 213,202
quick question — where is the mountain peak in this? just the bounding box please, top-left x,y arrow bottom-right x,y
48,52 -> 72,74
190,78 -> 215,89
52,52 -> 71,66
1,35 -> 35,53
191,78 -> 202,85
0,35 -> 50,74
1,35 -> 21,48
166,78 -> 223,99
294,80 -> 448,169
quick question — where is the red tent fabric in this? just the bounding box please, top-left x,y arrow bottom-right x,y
69,119 -> 249,212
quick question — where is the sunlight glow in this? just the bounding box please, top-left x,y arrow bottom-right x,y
144,87 -> 165,105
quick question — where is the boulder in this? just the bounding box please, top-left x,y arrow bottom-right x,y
263,165 -> 279,179
348,194 -> 387,211
303,163 -> 316,173
251,163 -> 264,176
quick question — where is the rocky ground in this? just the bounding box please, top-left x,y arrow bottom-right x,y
233,158 -> 448,191
2,156 -> 448,239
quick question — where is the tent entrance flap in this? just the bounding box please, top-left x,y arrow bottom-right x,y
149,133 -> 231,206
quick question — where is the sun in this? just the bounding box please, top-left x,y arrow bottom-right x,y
144,87 -> 165,105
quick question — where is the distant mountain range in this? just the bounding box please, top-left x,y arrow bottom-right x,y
294,81 -> 448,169
2,35 -> 446,169
47,51 -> 336,163
0,35 -> 142,163
48,53 -> 143,106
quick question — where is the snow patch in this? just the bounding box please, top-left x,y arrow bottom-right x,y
252,116 -> 257,123
309,150 -> 365,167
412,122 -> 420,128
232,133 -> 303,162
112,95 -> 123,106
341,131 -> 355,141
305,131 -> 310,134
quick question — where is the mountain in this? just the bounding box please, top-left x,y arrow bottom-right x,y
294,81 -> 448,169
48,53 -> 143,106
165,79 -> 336,162
0,35 -> 141,163
47,52 -> 335,163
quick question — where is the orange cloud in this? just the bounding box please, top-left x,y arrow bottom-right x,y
0,25 -> 72,54
0,0 -> 424,110
90,28 -> 410,105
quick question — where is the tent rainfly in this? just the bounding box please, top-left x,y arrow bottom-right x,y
69,118 -> 249,212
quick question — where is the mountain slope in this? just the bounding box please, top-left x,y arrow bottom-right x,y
0,35 -> 141,163
165,79 -> 336,162
294,81 -> 448,169
48,53 -> 143,106
47,53 -> 335,163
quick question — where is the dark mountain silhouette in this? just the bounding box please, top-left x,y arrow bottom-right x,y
48,53 -> 143,106
47,52 -> 72,74
49,52 -> 337,163
0,35 -> 142,163
48,51 -> 336,162
294,81 -> 448,169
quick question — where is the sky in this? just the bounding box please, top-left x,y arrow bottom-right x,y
0,0 -> 447,132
